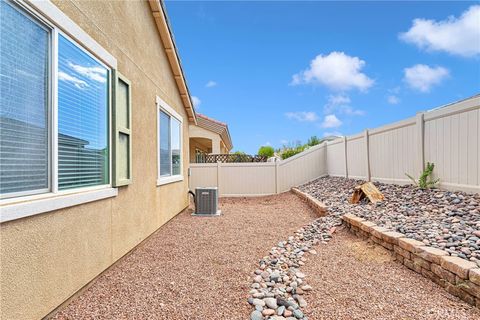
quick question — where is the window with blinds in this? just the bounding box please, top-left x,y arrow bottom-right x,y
0,1 -> 112,199
57,35 -> 109,190
0,1 -> 50,197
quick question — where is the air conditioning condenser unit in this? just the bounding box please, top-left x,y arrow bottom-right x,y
193,187 -> 221,216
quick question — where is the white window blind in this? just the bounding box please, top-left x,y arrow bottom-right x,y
0,1 -> 50,197
57,35 -> 109,190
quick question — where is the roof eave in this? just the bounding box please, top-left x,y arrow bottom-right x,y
149,0 -> 197,124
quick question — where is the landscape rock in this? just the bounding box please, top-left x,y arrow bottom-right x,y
247,176 -> 479,319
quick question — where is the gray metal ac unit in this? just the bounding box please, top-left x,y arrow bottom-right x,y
194,187 -> 221,216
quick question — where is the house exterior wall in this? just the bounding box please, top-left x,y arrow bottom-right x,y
220,142 -> 229,154
189,124 -> 222,154
0,1 -> 191,319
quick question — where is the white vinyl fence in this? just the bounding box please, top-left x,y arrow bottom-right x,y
189,143 -> 327,196
190,95 -> 479,196
327,95 -> 479,194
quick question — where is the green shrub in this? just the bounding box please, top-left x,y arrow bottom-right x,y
307,135 -> 321,147
258,145 -> 274,158
405,162 -> 439,189
280,145 -> 306,159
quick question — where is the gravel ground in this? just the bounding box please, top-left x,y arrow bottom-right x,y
52,193 -> 318,320
299,176 -> 480,263
302,228 -> 480,320
52,190 -> 480,320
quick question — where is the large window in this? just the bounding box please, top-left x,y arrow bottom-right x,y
0,1 -> 50,197
157,97 -> 182,185
0,1 -> 112,199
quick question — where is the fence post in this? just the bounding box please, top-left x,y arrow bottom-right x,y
343,136 -> 348,178
323,142 -> 328,176
416,112 -> 425,174
275,160 -> 280,194
216,161 -> 221,195
364,129 -> 371,181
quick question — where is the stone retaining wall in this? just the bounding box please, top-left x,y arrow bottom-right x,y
342,213 -> 480,308
291,188 -> 327,216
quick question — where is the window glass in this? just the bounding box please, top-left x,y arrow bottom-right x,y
159,110 -> 171,176
171,118 -> 181,175
0,1 -> 49,196
58,34 -> 109,190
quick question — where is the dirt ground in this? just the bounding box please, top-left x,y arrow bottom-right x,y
302,228 -> 480,320
52,193 -> 318,319
52,192 -> 480,319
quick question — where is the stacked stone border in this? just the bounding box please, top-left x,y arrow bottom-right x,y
342,213 -> 480,308
291,188 -> 327,217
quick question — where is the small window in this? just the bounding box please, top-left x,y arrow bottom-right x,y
157,97 -> 182,185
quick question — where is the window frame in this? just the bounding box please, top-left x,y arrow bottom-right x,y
156,96 -> 183,186
1,0 -> 117,220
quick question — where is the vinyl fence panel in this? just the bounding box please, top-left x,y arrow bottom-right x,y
368,117 -> 418,185
326,140 -> 345,177
278,144 -> 327,192
345,134 -> 366,179
424,97 -> 479,193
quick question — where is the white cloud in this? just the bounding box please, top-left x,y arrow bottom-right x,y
285,111 -> 319,122
291,51 -> 374,91
323,94 -> 365,116
400,5 -> 480,57
403,64 -> 449,92
264,141 -> 271,146
327,94 -> 351,106
191,96 -> 201,108
321,114 -> 342,128
205,80 -> 217,88
343,106 -> 365,116
68,62 -> 107,83
387,95 -> 400,104
280,139 -> 289,145
58,71 -> 88,89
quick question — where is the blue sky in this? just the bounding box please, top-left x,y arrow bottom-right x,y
165,1 -> 480,154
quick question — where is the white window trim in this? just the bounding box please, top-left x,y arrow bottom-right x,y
0,187 -> 118,223
156,96 -> 184,186
0,0 -> 118,222
22,0 -> 117,69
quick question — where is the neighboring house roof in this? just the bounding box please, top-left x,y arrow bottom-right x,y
196,113 -> 233,151
148,0 -> 197,124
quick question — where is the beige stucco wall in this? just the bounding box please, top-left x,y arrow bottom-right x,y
189,124 -> 222,154
0,1 -> 191,319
